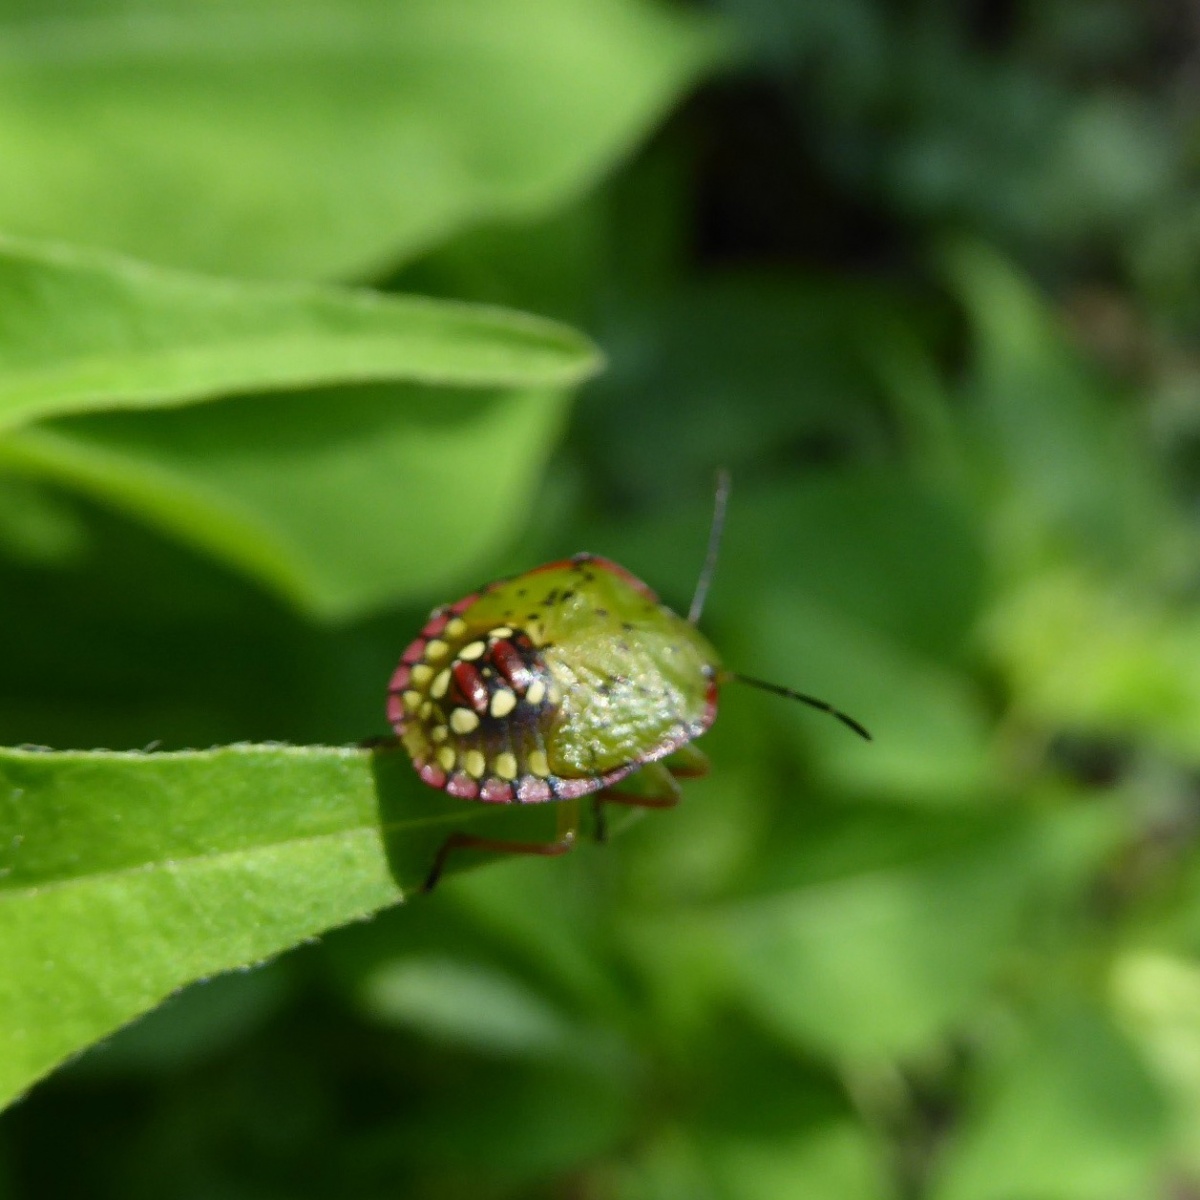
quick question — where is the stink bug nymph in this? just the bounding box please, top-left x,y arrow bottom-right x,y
387,473 -> 870,891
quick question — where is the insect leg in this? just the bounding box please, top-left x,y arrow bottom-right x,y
592,762 -> 682,844
358,734 -> 401,751
421,828 -> 577,893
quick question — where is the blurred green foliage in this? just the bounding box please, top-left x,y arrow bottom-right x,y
2,0 -> 1200,1197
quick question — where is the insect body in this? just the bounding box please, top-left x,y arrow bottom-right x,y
388,555 -> 719,807
388,476 -> 869,890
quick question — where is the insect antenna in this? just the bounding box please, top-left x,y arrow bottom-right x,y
688,467 -> 732,624
689,469 -> 871,742
728,673 -> 872,741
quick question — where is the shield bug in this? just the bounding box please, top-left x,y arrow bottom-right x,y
387,472 -> 869,891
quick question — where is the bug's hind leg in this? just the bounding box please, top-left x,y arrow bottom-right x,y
592,762 -> 683,844
422,830 -> 576,893
422,800 -> 582,893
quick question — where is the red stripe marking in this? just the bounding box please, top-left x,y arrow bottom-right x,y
452,662 -> 489,714
489,639 -> 533,693
386,693 -> 407,728
401,638 -> 426,665
449,592 -> 479,615
388,664 -> 411,692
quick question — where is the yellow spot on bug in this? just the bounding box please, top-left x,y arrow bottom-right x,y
431,725 -> 449,742
445,617 -> 468,639
490,688 -> 517,719
420,701 -> 433,719
525,679 -> 546,706
490,626 -> 513,640
425,639 -> 449,661
528,749 -> 550,778
410,663 -> 433,686
403,690 -> 422,713
465,750 -> 486,779
437,746 -> 456,772
430,668 -> 451,699
495,752 -> 518,781
450,707 -> 480,735
458,640 -> 486,661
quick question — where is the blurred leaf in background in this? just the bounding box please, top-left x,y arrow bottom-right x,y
5,0 -> 1200,1198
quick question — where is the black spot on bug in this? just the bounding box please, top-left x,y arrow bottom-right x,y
593,607 -> 608,618
526,612 -> 539,622
620,621 -> 634,631
617,640 -> 631,653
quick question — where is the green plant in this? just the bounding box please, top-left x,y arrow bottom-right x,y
5,2 -> 1200,1198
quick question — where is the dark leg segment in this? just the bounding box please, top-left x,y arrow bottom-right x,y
422,830 -> 576,893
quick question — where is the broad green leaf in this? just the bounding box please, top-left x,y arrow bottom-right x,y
0,235 -> 600,428
0,236 -> 597,615
0,742 -> 572,1109
0,382 -> 567,618
0,0 -> 726,279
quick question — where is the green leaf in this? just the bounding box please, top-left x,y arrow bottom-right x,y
0,0 -> 727,279
0,742 -> 570,1109
0,383 -> 568,618
0,236 -> 598,615
0,235 -> 600,429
